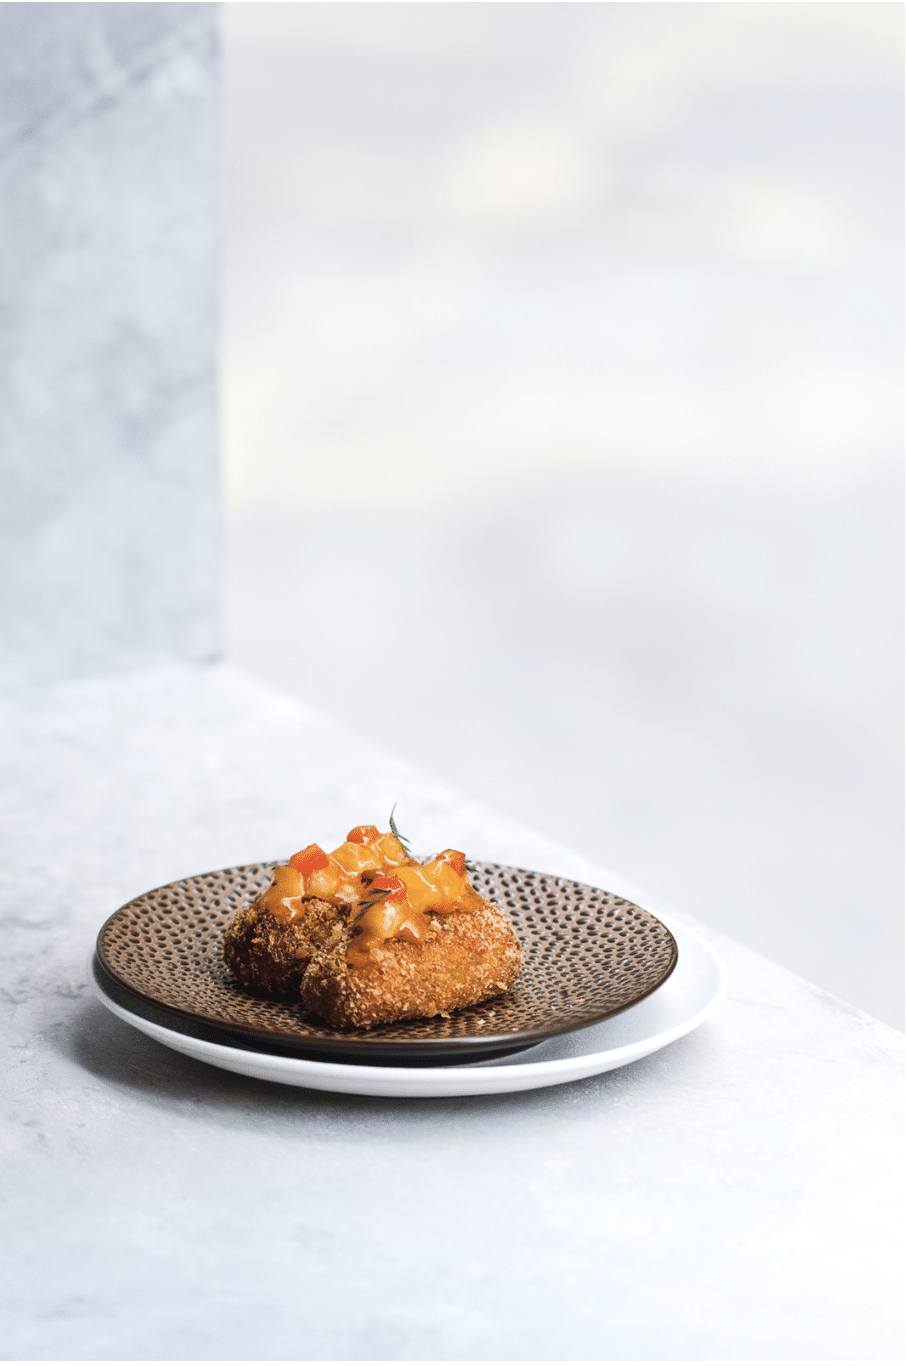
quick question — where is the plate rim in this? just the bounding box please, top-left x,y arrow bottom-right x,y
95,860 -> 680,1058
87,915 -> 727,1097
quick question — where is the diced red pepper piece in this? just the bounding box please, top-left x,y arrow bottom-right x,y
368,873 -> 406,899
289,844 -> 330,878
347,824 -> 380,845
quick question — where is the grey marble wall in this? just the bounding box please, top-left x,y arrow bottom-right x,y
0,3 -> 219,688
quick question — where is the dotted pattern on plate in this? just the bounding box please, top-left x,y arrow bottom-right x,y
97,862 -> 678,1044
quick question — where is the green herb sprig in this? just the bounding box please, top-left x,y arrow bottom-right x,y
349,887 -> 393,926
388,804 -> 412,856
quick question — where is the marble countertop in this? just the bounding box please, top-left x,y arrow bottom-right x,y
2,663 -> 902,1360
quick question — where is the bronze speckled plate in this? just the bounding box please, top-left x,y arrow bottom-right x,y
96,861 -> 678,1062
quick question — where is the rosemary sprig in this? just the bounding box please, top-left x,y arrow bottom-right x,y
349,888 -> 392,926
388,804 -> 412,856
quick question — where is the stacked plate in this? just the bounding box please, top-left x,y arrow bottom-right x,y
91,861 -> 726,1098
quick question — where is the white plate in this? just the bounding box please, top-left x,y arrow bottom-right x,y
89,915 -> 726,1097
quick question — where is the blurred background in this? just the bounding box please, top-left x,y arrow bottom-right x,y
220,2 -> 903,1028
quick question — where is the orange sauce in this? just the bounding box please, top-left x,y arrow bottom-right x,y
261,828 -> 478,966
259,864 -> 304,924
345,849 -> 479,968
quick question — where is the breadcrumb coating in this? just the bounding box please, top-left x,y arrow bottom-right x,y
223,895 -> 339,1000
301,895 -> 522,1029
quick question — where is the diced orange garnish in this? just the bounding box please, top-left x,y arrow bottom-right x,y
347,824 -> 380,845
435,849 -> 467,876
330,841 -> 381,875
372,832 -> 408,866
289,844 -> 330,878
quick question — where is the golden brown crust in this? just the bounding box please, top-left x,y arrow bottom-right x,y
223,896 -> 339,999
301,895 -> 522,1029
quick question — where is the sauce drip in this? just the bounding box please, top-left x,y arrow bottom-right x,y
259,864 -> 304,925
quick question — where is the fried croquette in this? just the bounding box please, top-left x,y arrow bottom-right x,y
223,821 -> 522,1027
222,894 -> 339,1000
302,894 -> 521,1029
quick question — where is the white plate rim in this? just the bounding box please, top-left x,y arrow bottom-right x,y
88,914 -> 727,1098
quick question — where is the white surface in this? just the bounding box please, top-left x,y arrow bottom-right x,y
1,663 -> 902,1360
223,3 -> 903,506
222,3 -> 904,1028
90,915 -> 727,1097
